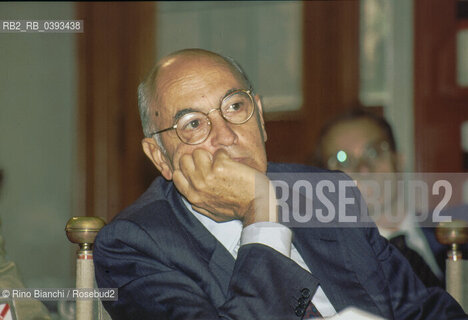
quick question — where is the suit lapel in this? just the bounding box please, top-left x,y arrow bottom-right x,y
167,184 -> 235,296
208,242 -> 236,295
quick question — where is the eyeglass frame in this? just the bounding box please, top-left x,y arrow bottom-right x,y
326,140 -> 392,171
149,88 -> 256,145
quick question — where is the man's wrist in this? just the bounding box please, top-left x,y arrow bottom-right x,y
243,179 -> 278,227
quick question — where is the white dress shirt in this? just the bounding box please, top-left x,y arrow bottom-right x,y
182,197 -> 337,317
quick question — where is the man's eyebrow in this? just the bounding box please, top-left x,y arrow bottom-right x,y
171,88 -> 245,123
366,138 -> 387,148
173,108 -> 198,123
222,88 -> 243,101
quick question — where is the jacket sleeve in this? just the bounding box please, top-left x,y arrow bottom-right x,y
94,219 -> 319,320
367,226 -> 467,319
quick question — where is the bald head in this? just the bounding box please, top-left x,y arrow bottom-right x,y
138,49 -> 252,139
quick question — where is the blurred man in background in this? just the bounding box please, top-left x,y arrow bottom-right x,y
313,109 -> 456,288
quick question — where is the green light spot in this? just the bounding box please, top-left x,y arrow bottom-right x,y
337,150 -> 347,163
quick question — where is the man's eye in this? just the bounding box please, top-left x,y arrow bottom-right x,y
184,119 -> 200,130
365,148 -> 378,159
227,102 -> 243,112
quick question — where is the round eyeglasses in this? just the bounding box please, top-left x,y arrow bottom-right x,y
327,141 -> 391,171
150,89 -> 255,145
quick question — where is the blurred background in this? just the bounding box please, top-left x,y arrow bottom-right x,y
0,0 -> 467,311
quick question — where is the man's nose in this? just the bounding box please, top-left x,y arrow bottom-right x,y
208,111 -> 237,146
354,158 -> 373,173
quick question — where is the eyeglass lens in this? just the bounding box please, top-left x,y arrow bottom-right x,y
176,91 -> 254,144
328,141 -> 390,170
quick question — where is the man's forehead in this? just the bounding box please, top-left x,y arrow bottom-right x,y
153,64 -> 243,121
324,118 -> 388,154
334,119 -> 385,140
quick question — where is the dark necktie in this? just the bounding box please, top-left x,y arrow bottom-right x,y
389,234 -> 442,288
303,302 -> 323,319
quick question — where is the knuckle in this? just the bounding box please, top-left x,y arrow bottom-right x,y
180,153 -> 189,161
212,162 -> 224,174
188,193 -> 201,205
192,179 -> 206,191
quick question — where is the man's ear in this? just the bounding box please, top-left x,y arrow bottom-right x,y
254,94 -> 267,142
142,137 -> 173,180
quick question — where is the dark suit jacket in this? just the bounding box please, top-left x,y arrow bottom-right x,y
94,163 -> 467,319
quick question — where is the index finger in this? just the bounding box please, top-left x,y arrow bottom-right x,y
192,148 -> 214,171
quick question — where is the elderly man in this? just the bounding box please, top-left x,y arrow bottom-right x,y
94,49 -> 466,319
